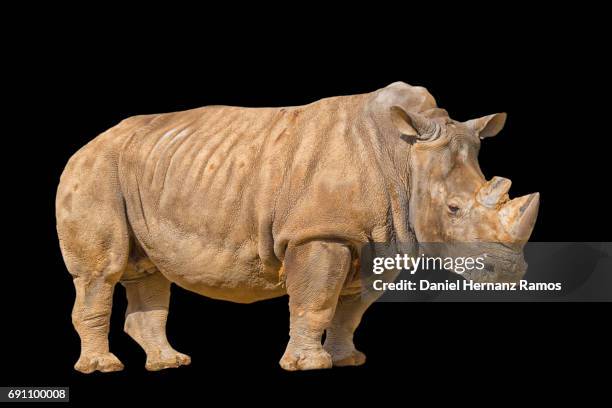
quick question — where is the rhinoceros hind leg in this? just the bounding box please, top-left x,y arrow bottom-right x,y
57,131 -> 131,373
279,241 -> 352,371
122,270 -> 191,371
324,294 -> 369,367
72,275 -> 125,374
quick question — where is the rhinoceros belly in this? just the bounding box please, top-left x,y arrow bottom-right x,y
138,225 -> 286,303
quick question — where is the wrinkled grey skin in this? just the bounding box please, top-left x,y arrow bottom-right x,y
56,82 -> 538,373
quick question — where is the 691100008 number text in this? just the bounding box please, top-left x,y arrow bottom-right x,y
1,387 -> 69,402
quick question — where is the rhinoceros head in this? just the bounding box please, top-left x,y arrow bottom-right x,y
390,105 -> 539,283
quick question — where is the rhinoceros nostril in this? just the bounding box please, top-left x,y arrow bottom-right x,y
482,263 -> 496,274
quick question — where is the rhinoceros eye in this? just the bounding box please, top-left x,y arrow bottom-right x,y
448,204 -> 460,215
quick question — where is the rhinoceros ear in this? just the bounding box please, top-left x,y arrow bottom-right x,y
390,106 -> 440,142
465,113 -> 507,139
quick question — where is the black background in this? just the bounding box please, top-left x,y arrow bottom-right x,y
3,6 -> 610,404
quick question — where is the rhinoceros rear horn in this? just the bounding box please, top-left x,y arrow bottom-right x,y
499,192 -> 540,244
390,106 -> 440,142
477,176 -> 512,208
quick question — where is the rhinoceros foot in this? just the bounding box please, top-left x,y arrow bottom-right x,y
145,349 -> 191,371
279,346 -> 333,371
75,352 -> 124,374
330,349 -> 366,367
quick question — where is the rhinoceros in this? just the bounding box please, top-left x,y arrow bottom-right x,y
56,82 -> 539,373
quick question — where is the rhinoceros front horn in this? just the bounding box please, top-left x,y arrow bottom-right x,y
498,192 -> 540,244
477,176 -> 512,208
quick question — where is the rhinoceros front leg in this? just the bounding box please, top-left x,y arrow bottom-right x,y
324,294 -> 370,366
280,241 -> 352,371
121,270 -> 191,371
